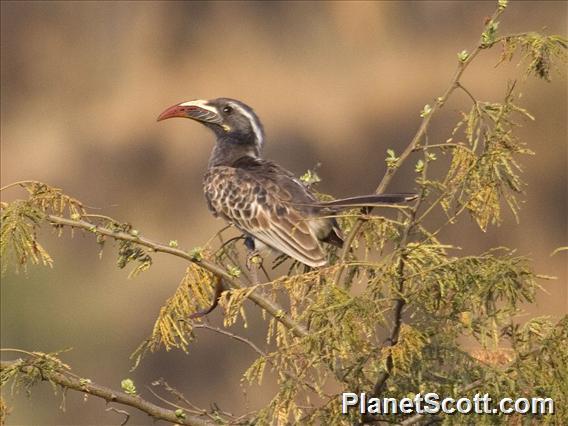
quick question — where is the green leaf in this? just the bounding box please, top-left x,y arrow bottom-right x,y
120,378 -> 137,396
299,169 -> 322,186
420,104 -> 432,117
415,159 -> 425,173
457,50 -> 469,62
481,20 -> 499,47
385,149 -> 399,168
188,246 -> 204,261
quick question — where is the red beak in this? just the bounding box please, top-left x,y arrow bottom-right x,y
157,100 -> 222,124
157,104 -> 187,122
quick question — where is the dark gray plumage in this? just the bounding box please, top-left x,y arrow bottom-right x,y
158,98 -> 415,267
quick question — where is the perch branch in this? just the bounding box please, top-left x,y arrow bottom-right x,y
45,214 -> 308,338
0,359 -> 212,426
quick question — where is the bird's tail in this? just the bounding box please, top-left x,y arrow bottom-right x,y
309,193 -> 417,210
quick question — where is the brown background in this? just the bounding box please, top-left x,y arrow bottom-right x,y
1,1 -> 566,424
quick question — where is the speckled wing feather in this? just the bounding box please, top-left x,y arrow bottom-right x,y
203,157 -> 327,267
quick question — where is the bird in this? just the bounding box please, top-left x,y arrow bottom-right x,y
157,98 -> 415,267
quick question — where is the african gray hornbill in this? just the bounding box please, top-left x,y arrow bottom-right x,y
157,98 -> 415,267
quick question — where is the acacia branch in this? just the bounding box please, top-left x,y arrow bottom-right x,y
334,6 -> 506,285
45,214 -> 308,338
372,204 -> 420,399
0,359 -> 212,426
361,1 -> 507,411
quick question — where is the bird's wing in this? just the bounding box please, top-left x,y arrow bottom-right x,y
204,164 -> 327,267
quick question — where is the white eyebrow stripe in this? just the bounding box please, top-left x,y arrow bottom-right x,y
179,100 -> 219,115
230,103 -> 264,147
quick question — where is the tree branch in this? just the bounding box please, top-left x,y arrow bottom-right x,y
360,3 -> 508,413
45,214 -> 308,338
334,6 -> 507,285
0,359 -> 212,426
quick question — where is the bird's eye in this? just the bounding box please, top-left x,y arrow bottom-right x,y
223,105 -> 233,114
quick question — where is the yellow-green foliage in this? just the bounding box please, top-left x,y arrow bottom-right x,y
1,350 -> 71,396
498,33 -> 567,81
1,181 -> 86,274
438,84 -> 536,230
133,264 -> 216,358
1,201 -> 52,274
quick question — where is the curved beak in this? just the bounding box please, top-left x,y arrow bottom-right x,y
157,100 -> 222,124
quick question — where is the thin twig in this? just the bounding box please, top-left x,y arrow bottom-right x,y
193,323 -> 267,358
411,143 -> 475,154
145,385 -> 214,421
146,385 -> 193,412
105,407 -> 131,426
0,180 -> 46,193
204,224 -> 232,250
152,378 -> 215,416
456,81 -> 479,105
194,324 -> 328,396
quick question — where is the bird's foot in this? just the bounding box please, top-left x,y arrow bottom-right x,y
246,250 -> 264,285
246,250 -> 263,271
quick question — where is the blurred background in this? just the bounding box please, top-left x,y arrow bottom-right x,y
1,1 -> 566,424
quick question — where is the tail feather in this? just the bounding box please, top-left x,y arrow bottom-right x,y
320,193 -> 417,208
294,193 -> 417,211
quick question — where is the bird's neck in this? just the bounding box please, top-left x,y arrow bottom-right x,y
208,138 -> 261,168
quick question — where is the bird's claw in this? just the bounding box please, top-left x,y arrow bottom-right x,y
246,250 -> 263,271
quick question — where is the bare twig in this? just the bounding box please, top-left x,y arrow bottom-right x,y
372,205 -> 419,398
105,407 -> 131,426
193,323 -> 267,358
456,81 -> 479,105
145,385 -> 214,420
0,180 -> 47,193
411,143 -> 475,154
194,323 -> 328,396
152,378 -> 216,415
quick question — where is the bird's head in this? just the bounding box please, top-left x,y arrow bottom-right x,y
157,98 -> 264,149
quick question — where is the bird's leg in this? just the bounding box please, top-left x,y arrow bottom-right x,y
244,236 -> 263,284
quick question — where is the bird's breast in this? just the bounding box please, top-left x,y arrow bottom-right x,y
203,166 -> 256,222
